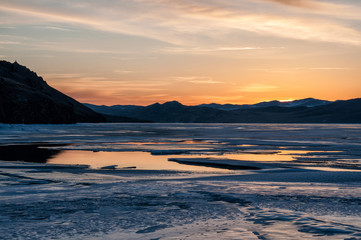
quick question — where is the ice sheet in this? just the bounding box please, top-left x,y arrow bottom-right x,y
1,123 -> 361,239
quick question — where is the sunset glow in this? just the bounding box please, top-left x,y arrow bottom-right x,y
1,0 -> 360,105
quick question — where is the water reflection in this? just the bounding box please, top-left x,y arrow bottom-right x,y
47,151 -> 231,172
0,144 -> 61,163
0,143 -> 352,172
46,149 -> 308,171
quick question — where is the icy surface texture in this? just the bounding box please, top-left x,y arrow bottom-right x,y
0,162 -> 361,239
1,123 -> 361,239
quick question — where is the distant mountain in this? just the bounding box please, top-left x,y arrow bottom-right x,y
196,103 -> 244,111
87,98 -> 331,116
84,103 -> 148,122
87,99 -> 361,123
0,61 -> 105,124
84,103 -> 142,116
109,101 -> 232,123
290,98 -> 361,123
198,98 -> 331,111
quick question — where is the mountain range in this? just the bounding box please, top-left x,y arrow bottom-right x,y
85,98 -> 361,123
1,60 -> 360,124
198,98 -> 331,110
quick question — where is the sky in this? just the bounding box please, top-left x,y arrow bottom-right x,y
1,0 -> 361,106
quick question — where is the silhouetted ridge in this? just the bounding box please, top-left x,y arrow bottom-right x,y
0,60 -> 105,124
162,101 -> 184,107
199,98 -> 331,110
87,98 -> 361,123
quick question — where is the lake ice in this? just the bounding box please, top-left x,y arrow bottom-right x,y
0,123 -> 361,239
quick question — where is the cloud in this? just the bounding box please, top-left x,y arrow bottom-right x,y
45,73 -> 169,88
259,0 -> 361,20
43,73 -> 84,79
33,25 -> 74,31
0,0 -> 360,47
47,75 -> 170,105
187,79 -> 223,84
249,67 -> 353,73
172,76 -> 222,84
0,37 -> 133,54
310,67 -> 352,71
249,67 -> 304,73
238,83 -> 279,92
161,46 -> 262,54
217,47 -> 261,51
43,74 -> 110,82
0,40 -> 21,45
114,70 -> 134,74
260,0 -> 322,9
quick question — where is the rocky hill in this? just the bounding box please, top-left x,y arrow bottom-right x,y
0,61 -> 105,124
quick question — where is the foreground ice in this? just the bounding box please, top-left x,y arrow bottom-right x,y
1,161 -> 361,240
0,123 -> 361,239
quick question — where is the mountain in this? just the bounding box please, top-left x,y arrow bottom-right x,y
87,100 -> 303,123
221,99 -> 361,123
0,61 -> 105,124
83,103 -> 149,122
84,103 -> 143,116
88,99 -> 361,123
110,101 -> 233,123
291,98 -> 361,123
198,98 -> 331,111
87,98 -> 331,116
197,103 -> 244,111
280,98 -> 331,108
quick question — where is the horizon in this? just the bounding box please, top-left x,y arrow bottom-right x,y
1,0 -> 361,105
83,97 -> 335,107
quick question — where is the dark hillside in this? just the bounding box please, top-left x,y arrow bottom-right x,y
0,61 -> 105,124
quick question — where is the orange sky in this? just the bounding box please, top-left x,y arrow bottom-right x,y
1,0 -> 360,106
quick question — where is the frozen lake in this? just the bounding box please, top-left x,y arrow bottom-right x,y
1,123 -> 361,239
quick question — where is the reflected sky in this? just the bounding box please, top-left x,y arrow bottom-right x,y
46,148 -> 316,171
47,150 -> 232,172
1,123 -> 360,171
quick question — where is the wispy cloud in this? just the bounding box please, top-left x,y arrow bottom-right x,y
113,70 -> 134,74
238,83 -> 279,92
310,67 -> 352,71
0,0 -> 360,47
161,46 -> 263,54
259,0 -> 361,20
259,0 -> 324,9
249,67 -> 303,73
0,38 -> 133,54
43,73 -> 84,79
249,67 -> 353,72
0,40 -> 21,45
32,25 -> 74,31
171,76 -> 222,84
43,74 -> 110,82
47,76 -> 170,105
